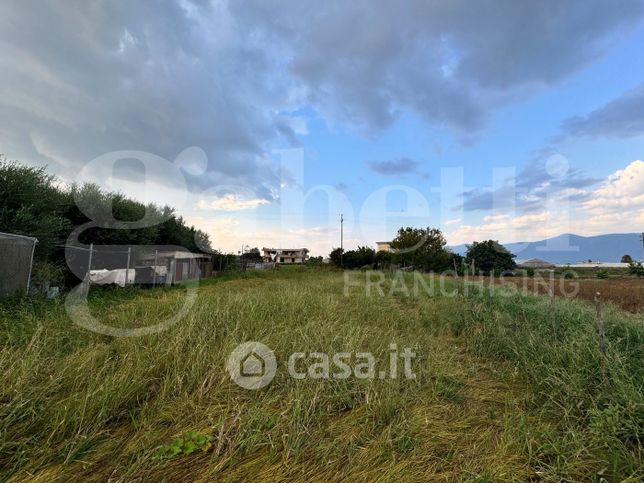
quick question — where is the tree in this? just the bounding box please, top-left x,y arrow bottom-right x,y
343,246 -> 375,269
464,240 -> 516,276
621,254 -> 634,263
628,261 -> 644,278
449,253 -> 465,275
375,250 -> 392,269
0,157 -> 71,261
390,227 -> 452,271
307,256 -> 324,266
329,248 -> 344,267
241,247 -> 262,263
0,158 -> 214,286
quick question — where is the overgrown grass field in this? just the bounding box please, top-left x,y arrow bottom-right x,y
0,269 -> 642,481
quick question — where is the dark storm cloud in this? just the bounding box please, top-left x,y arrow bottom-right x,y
234,0 -> 644,137
367,157 -> 422,176
1,0 -> 642,195
0,0 -> 291,199
560,84 -> 644,139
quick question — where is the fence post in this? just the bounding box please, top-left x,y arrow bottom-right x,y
86,243 -> 94,286
549,285 -> 556,334
125,247 -> 131,285
26,238 -> 37,294
152,249 -> 158,287
594,292 -> 607,384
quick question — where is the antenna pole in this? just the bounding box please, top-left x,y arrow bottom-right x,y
340,214 -> 344,267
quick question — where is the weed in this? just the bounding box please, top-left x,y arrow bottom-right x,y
156,431 -> 211,459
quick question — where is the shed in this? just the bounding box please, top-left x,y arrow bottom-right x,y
137,250 -> 212,285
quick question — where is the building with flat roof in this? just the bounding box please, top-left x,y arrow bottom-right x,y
262,248 -> 309,264
376,241 -> 392,252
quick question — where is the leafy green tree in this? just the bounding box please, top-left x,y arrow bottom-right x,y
0,157 -> 71,260
0,158 -> 213,286
343,246 -> 376,269
449,253 -> 465,275
621,254 -> 633,263
329,248 -> 344,267
375,250 -> 392,269
307,256 -> 324,265
464,240 -> 516,275
628,261 -> 644,278
390,227 -> 452,271
241,247 -> 262,263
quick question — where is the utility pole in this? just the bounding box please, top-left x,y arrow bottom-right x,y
641,232 -> 644,261
340,214 -> 344,267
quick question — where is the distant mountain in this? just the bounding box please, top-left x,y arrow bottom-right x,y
449,233 -> 644,264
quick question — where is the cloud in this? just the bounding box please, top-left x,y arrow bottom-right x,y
334,182 -> 349,191
449,212 -> 553,244
1,0 -> 643,202
235,0 -> 644,138
0,0 -> 296,197
581,160 -> 644,218
197,194 -> 269,211
449,160 -> 644,244
560,84 -> 644,139
367,157 -> 422,176
461,154 -> 600,212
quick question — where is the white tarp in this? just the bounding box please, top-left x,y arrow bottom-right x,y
89,269 -> 135,287
151,265 -> 167,276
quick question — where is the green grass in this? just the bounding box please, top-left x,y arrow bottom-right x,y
0,268 -> 641,481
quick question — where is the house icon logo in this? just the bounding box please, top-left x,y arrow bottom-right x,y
227,341 -> 276,390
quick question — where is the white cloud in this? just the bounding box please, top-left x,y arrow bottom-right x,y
197,194 -> 270,211
582,160 -> 644,212
448,160 -> 644,244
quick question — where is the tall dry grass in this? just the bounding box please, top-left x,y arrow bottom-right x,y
0,268 -> 641,481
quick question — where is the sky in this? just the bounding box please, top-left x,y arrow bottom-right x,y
1,0 -> 644,256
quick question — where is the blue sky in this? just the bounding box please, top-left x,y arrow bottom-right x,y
1,1 -> 644,255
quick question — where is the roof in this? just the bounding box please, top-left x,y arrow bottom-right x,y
561,262 -> 631,268
517,258 -> 556,268
0,231 -> 38,243
262,247 -> 309,251
139,251 -> 211,260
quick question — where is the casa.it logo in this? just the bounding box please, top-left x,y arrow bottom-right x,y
226,341 -> 277,390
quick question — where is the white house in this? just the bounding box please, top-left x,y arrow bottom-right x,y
376,241 -> 392,252
262,247 -> 309,264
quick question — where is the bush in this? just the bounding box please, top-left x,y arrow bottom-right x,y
597,269 -> 609,279
628,261 -> 644,278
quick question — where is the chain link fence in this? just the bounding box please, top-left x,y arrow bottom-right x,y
0,232 -> 38,296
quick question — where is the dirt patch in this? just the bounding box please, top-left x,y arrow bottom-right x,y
493,276 -> 644,313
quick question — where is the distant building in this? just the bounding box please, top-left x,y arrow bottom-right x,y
562,261 -> 631,269
262,248 -> 309,264
517,258 -> 556,269
376,241 -> 392,252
